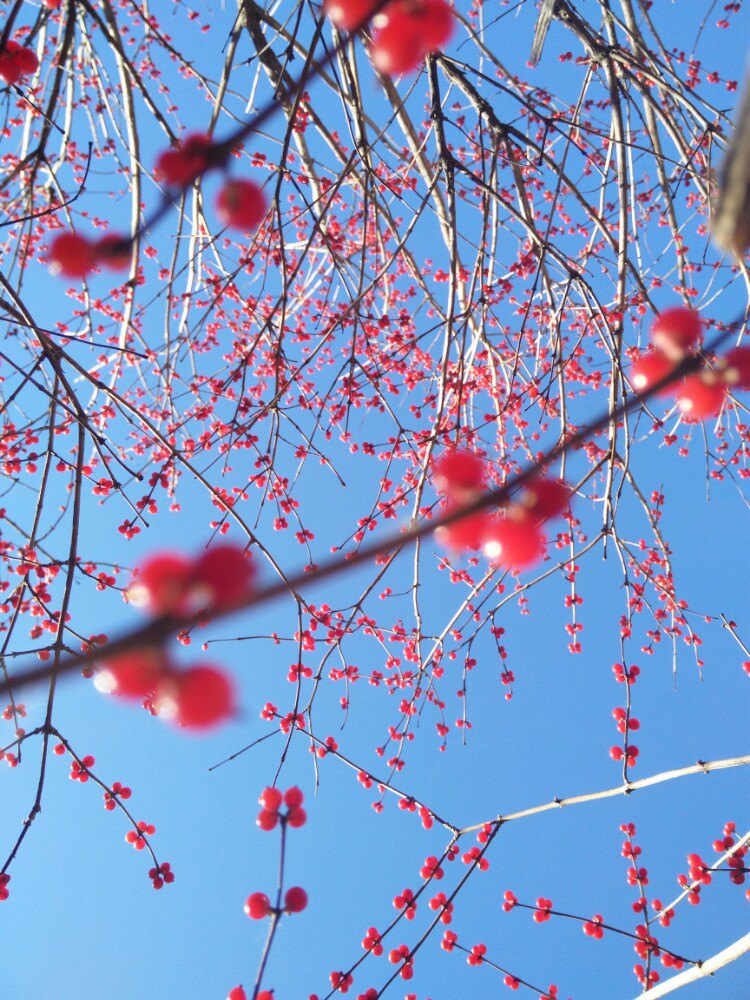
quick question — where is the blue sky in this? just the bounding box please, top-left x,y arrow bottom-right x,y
2,1 -> 750,999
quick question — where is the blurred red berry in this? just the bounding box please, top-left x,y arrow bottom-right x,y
98,647 -> 167,699
522,478 -> 571,521
256,809 -> 279,832
190,544 -> 255,611
244,892 -> 271,919
49,233 -> 97,278
720,346 -> 750,389
436,509 -> 492,551
0,42 -> 38,84
482,516 -> 545,569
159,665 -> 235,730
432,450 -> 486,498
259,786 -> 283,811
216,179 -> 266,231
651,306 -> 702,359
324,0 -> 379,30
95,234 -> 132,270
286,804 -> 307,828
284,886 -> 308,913
130,552 -> 192,614
284,786 -> 304,808
372,0 -> 454,74
156,133 -> 213,187
675,372 -> 726,421
630,350 -> 676,395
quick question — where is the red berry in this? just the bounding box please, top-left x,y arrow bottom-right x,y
284,786 -> 304,808
216,179 -> 267,231
651,307 -> 702,359
190,544 -> 255,611
15,47 -> 39,76
284,886 -> 308,913
259,786 -> 283,811
227,988 -> 246,1000
130,552 -> 193,614
324,0 -> 379,30
482,516 -> 545,569
256,809 -> 279,832
432,450 -> 486,498
720,346 -> 750,389
286,805 -> 307,828
630,350 -> 676,396
436,509 -> 492,551
156,133 -> 213,187
0,49 -> 22,86
419,0 -> 455,50
244,892 -> 271,919
48,232 -> 97,279
371,16 -> 427,75
371,0 -> 454,74
522,478 -> 571,521
43,0 -> 63,8
159,665 -> 235,730
97,648 -> 167,699
675,373 -> 726,421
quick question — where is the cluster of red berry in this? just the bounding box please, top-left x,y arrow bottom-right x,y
156,132 -> 267,231
0,40 -> 38,85
48,132 -> 266,280
247,788 -> 308,912
432,449 -> 571,570
630,306 -> 750,420
96,544 -> 255,730
227,988 -> 273,1000
256,784 -> 308,831
325,0 -> 454,75
237,787 -> 308,997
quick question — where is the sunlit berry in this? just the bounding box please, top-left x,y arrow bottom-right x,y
256,808 -> 279,831
48,232 -> 97,279
129,552 -> 192,614
244,891 -> 271,919
156,133 -> 214,187
719,346 -> 750,389
158,665 -> 235,730
630,350 -> 675,395
259,786 -> 283,811
372,0 -> 454,74
96,647 -> 167,699
432,449 -> 486,498
436,508 -> 492,551
522,478 -> 570,522
190,544 -> 255,611
216,179 -> 267,231
651,307 -> 702,359
324,0 -> 378,30
227,988 -> 246,1000
675,372 -> 726,421
482,516 -> 545,569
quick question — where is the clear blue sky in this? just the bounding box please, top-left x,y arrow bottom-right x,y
2,2 -> 750,999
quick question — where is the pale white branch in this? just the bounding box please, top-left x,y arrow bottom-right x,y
638,928 -> 750,999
